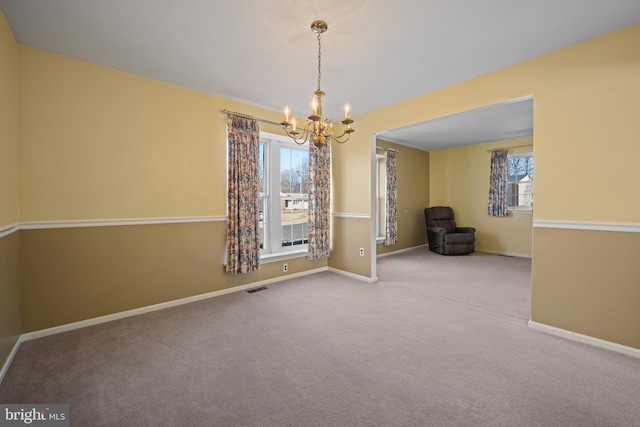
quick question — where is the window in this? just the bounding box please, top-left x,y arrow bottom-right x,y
376,154 -> 387,241
507,153 -> 534,212
258,133 -> 309,256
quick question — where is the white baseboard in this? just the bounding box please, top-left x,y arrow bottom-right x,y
476,249 -> 532,258
0,335 -> 24,384
328,267 -> 377,283
7,287 -> 638,384
377,244 -> 428,258
21,267 -> 329,343
528,320 -> 640,359
375,245 -> 531,259
0,267 -> 330,384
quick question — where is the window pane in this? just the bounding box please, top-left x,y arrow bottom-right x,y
258,196 -> 265,249
280,146 -> 309,247
258,143 -> 265,194
507,155 -> 534,208
258,143 -> 266,249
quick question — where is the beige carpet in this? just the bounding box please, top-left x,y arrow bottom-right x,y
2,248 -> 639,426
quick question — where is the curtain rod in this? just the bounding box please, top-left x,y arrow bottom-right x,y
376,146 -> 400,152
487,144 -> 532,153
222,109 -> 282,127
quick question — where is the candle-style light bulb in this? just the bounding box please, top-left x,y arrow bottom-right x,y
344,103 -> 351,119
311,97 -> 318,116
284,105 -> 290,122
292,117 -> 297,132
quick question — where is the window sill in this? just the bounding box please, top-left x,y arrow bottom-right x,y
260,248 -> 308,264
376,236 -> 386,244
508,208 -> 533,215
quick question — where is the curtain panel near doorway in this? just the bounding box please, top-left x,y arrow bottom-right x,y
307,141 -> 331,260
488,149 -> 508,217
385,149 -> 398,246
226,115 -> 261,274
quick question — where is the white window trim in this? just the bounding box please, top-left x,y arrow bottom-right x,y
507,151 -> 534,214
508,152 -> 533,160
508,206 -> 533,214
260,132 -> 310,257
260,248 -> 308,264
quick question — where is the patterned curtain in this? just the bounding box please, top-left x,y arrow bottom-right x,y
488,149 -> 508,217
307,141 -> 331,260
226,115 -> 260,274
385,149 -> 398,246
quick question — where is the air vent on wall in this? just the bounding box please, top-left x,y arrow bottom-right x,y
247,286 -> 268,294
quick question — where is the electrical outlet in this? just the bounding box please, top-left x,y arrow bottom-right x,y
283,263 -> 288,272
359,248 -> 365,257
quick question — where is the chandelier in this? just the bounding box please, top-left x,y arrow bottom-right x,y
280,20 -> 354,148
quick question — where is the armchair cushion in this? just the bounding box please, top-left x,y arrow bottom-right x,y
444,233 -> 474,245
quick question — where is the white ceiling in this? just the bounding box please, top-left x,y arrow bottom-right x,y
378,97 -> 534,151
1,1 -> 639,151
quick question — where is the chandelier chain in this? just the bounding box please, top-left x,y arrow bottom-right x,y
317,33 -> 322,91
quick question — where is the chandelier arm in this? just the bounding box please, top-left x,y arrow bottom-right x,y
284,120 -> 315,145
324,119 -> 352,143
287,134 -> 308,145
302,120 -> 314,143
284,126 -> 305,145
333,132 -> 352,144
330,129 -> 348,142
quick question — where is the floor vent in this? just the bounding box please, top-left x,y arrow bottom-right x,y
247,286 -> 268,294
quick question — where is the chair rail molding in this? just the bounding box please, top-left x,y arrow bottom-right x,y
14,216 -> 227,231
533,220 -> 640,233
0,223 -> 19,239
331,212 -> 371,219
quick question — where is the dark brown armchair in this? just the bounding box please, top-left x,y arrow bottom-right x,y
424,206 -> 475,255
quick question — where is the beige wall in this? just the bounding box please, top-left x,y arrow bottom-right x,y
429,137 -> 533,257
19,45 -> 225,221
0,11 -> 21,371
0,11 -> 19,227
328,128 -> 372,273
19,223 -> 326,332
347,24 -> 640,223
334,24 -> 640,348
330,217 -> 371,278
532,228 -> 640,349
15,45 -> 326,333
376,140 -> 430,256
17,45 -> 291,222
0,233 -> 21,368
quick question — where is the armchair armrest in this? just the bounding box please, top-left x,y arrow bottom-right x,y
426,227 -> 447,251
427,227 -> 447,237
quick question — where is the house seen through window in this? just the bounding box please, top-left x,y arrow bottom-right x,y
507,153 -> 534,211
258,133 -> 309,255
